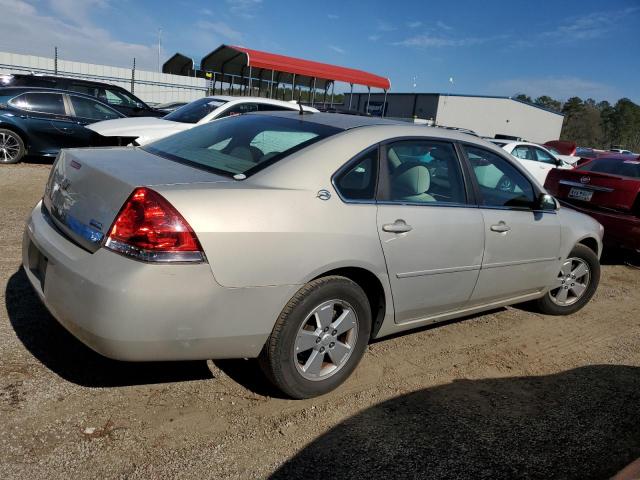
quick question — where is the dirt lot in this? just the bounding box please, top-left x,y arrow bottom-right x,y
1,161 -> 640,480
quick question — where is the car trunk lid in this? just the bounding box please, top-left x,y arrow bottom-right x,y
545,167 -> 640,213
42,147 -> 230,252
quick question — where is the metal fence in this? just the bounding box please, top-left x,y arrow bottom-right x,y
0,51 -> 208,104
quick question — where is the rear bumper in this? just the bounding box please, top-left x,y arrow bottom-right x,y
560,200 -> 640,252
22,201 -> 298,361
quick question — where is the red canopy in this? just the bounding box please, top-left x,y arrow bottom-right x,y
199,44 -> 390,90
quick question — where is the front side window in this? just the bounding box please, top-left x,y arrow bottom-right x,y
334,148 -> 378,201
464,145 -> 535,208
533,147 -> 556,164
70,95 -> 121,121
12,92 -> 65,115
164,98 -> 227,124
144,114 -> 341,177
103,88 -> 138,108
385,140 -> 466,204
512,145 -> 534,160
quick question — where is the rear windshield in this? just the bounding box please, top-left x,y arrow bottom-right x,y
144,114 -> 342,177
164,98 -> 227,123
579,158 -> 640,178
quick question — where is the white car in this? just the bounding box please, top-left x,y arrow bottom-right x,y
87,96 -> 319,145
489,140 -> 572,186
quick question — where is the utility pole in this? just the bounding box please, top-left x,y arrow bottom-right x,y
157,28 -> 162,73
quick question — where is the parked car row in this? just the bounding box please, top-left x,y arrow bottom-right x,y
0,73 -> 318,164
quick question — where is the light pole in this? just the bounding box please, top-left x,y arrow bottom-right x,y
157,28 -> 162,73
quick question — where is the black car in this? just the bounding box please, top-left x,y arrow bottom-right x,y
0,74 -> 163,117
0,87 -> 124,164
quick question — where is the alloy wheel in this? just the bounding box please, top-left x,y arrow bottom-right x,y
548,257 -> 591,306
294,299 -> 359,381
0,132 -> 21,163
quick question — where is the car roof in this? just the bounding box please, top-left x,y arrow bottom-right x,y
248,110 -> 406,130
2,73 -> 122,88
0,86 -> 107,101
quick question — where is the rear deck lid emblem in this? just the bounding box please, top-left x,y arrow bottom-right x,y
580,176 -> 590,184
317,189 -> 331,201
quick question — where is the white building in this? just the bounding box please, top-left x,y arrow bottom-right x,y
344,92 -> 565,143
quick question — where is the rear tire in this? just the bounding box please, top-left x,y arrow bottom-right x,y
0,129 -> 26,164
536,244 -> 600,315
260,276 -> 371,399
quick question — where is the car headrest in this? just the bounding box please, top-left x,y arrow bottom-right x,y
392,162 -> 431,196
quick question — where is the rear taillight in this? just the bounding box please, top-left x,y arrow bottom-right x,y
104,187 -> 205,263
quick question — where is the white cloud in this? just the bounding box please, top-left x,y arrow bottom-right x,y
368,34 -> 381,42
407,21 -> 422,28
0,0 -> 158,69
328,45 -> 345,54
436,20 -> 453,31
377,20 -> 395,32
489,76 -> 617,101
327,13 -> 339,19
226,0 -> 262,19
197,20 -> 243,42
540,7 -> 639,43
200,8 -> 213,16
394,35 -> 488,48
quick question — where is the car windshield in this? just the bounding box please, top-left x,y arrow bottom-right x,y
164,98 -> 228,124
144,114 -> 342,177
579,158 -> 640,178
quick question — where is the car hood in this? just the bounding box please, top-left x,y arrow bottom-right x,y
86,117 -> 193,138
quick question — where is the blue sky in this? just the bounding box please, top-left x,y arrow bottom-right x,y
1,0 -> 639,102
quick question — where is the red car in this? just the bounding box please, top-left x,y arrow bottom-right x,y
545,154 -> 640,252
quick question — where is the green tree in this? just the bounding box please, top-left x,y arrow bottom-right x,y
534,95 -> 562,112
513,93 -> 532,103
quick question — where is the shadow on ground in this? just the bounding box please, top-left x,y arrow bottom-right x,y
272,365 -> 640,480
5,268 -> 212,387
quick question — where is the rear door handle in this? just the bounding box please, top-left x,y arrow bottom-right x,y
490,222 -> 511,233
382,220 -> 413,233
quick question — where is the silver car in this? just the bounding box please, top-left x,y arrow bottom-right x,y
23,112 -> 603,398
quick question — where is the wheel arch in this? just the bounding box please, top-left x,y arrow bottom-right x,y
0,122 -> 29,151
577,236 -> 601,258
311,266 -> 388,339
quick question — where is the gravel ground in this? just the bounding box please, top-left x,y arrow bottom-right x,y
1,161 -> 639,479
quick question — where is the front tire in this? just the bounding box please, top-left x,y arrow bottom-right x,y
260,276 -> 371,399
536,244 -> 600,315
0,129 -> 26,164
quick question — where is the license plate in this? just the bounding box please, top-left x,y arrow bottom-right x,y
568,188 -> 593,201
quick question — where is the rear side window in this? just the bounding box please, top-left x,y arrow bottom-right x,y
164,98 -> 227,124
334,148 -> 378,201
512,145 -> 534,160
12,92 -> 65,115
464,145 -> 535,208
69,95 -> 121,120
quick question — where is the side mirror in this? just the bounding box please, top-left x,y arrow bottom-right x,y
537,193 -> 558,211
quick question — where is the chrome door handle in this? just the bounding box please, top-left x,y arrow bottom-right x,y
382,220 -> 413,233
490,222 -> 511,233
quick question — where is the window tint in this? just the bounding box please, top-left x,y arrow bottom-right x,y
385,140 -> 466,204
103,88 -> 139,108
164,98 -> 227,124
221,103 -> 259,117
334,148 -> 378,201
257,104 -> 293,112
69,83 -> 99,97
12,92 -> 65,115
69,95 -> 121,120
534,147 -> 556,164
144,114 -> 341,177
512,145 -> 534,160
579,158 -> 640,178
464,145 -> 535,208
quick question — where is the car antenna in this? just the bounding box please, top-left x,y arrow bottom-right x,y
298,101 -> 304,115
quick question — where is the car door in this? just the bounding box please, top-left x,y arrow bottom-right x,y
462,144 -> 561,303
10,92 -> 76,150
376,139 -> 485,323
65,94 -> 123,146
